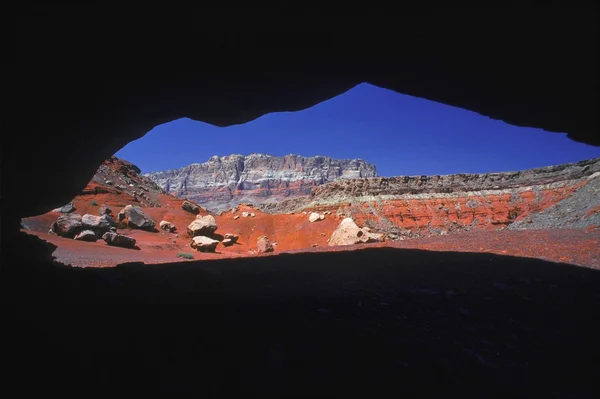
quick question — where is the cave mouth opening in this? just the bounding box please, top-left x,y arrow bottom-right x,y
18,83 -> 600,268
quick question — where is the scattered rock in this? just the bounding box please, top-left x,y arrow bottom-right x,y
233,215 -> 240,220
187,215 -> 218,237
82,214 -> 114,237
159,220 -> 177,233
257,235 -> 274,253
74,230 -> 97,242
222,238 -> 235,247
51,213 -> 83,238
328,217 -> 385,246
181,200 -> 200,214
224,233 -> 239,243
105,180 -> 113,185
117,205 -> 156,230
98,204 -> 112,215
320,233 -> 326,237
242,212 -> 249,218
48,229 -> 56,235
250,212 -> 256,217
309,212 -> 325,222
312,244 -> 318,247
102,231 -> 137,248
53,202 -> 75,213
190,236 -> 219,252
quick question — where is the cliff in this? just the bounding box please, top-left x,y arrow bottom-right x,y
144,154 -> 377,211
259,158 -> 600,238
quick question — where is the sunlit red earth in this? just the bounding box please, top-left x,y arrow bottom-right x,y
21,157 -> 600,269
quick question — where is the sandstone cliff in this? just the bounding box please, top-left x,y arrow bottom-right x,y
144,154 -> 377,212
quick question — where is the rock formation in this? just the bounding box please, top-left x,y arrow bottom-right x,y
190,236 -> 219,253
145,154 -> 377,212
257,236 -> 274,253
329,218 -> 385,246
262,157 -> 600,238
117,205 -> 156,231
187,215 -> 218,237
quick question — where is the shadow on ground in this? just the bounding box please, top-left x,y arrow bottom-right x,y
3,233 -> 600,397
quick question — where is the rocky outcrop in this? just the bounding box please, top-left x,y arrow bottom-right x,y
265,158 -> 600,238
86,157 -> 165,209
145,154 -> 377,212
509,172 -> 600,231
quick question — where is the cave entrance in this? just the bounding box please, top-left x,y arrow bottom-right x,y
20,83 -> 600,267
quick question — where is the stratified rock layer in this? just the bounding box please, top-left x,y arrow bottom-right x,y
261,158 -> 600,238
145,154 -> 377,212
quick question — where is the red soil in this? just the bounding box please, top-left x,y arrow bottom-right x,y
23,199 -> 342,267
22,157 -> 598,269
24,225 -> 600,270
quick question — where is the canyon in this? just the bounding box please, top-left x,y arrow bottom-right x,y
144,154 -> 377,212
20,155 -> 600,268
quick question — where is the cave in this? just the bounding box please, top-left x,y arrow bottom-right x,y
4,6 -> 599,397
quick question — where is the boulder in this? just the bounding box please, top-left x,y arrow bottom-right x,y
222,233 -> 239,246
159,220 -> 177,232
117,205 -> 156,230
82,214 -> 114,237
74,230 -> 97,242
190,236 -> 219,252
187,215 -> 217,237
53,202 -> 75,213
98,204 -> 112,215
224,233 -> 239,243
182,201 -> 200,214
51,213 -> 83,238
328,218 -> 385,246
102,231 -> 137,248
309,212 -> 325,222
257,235 -> 274,253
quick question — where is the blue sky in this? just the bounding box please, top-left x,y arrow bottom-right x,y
116,83 -> 600,176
